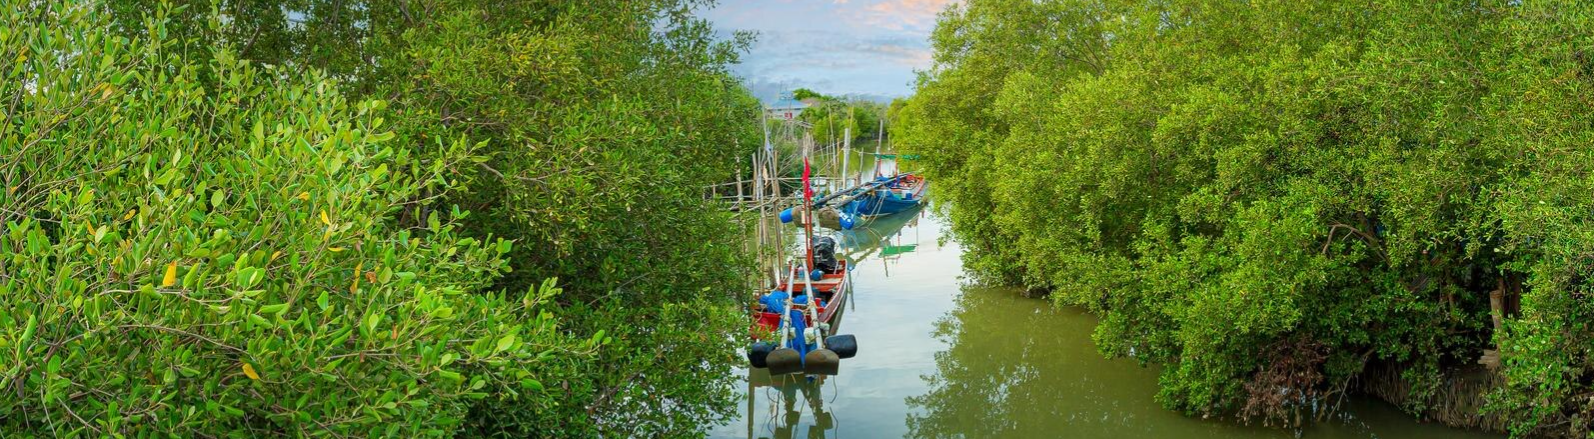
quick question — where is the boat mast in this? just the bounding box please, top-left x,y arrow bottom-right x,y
804,138 -> 816,273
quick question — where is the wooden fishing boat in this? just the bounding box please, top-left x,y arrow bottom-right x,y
745,256 -> 858,375
809,173 -> 928,230
748,156 -> 858,375
851,173 -> 927,218
751,256 -> 851,334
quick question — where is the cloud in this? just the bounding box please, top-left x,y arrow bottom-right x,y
851,0 -> 957,33
725,30 -> 931,97
701,0 -> 955,98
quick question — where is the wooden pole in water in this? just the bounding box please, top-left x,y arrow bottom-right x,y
877,112 -> 885,153
874,117 -> 883,178
773,141 -> 786,281
839,108 -> 849,190
745,377 -> 754,439
836,130 -> 843,183
758,151 -> 774,286
751,154 -> 758,209
842,126 -> 852,188
766,151 -> 776,284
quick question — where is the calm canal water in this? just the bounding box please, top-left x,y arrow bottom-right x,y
710,202 -> 1504,439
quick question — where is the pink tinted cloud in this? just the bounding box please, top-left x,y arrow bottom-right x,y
855,0 -> 957,32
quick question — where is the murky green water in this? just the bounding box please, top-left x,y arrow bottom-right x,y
711,192 -> 1503,439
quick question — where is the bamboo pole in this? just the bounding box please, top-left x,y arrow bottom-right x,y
877,112 -> 885,153
842,126 -> 852,187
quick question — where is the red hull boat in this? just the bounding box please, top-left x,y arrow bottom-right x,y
751,260 -> 850,335
746,154 -> 858,375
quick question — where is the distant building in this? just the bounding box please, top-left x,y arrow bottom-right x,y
767,92 -> 809,121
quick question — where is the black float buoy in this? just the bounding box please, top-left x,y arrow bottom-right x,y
824,334 -> 857,359
747,341 -> 776,368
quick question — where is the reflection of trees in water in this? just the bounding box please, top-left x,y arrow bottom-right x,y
905,287 -> 1158,439
905,287 -> 1045,438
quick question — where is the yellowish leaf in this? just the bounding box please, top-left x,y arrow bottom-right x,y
122,209 -> 136,220
328,247 -> 345,252
350,262 -> 363,293
162,262 -> 178,287
271,251 -> 284,261
319,210 -> 330,226
297,192 -> 310,201
241,363 -> 260,380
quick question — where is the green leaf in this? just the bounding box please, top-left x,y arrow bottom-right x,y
18,314 -> 36,351
260,303 -> 289,315
248,313 -> 273,328
494,333 -> 516,353
520,379 -> 543,392
436,370 -> 462,383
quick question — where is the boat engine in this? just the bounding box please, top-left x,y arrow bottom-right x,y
811,236 -> 838,272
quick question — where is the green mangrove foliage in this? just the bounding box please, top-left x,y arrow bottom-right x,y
897,0 -> 1594,436
0,3 -> 585,436
797,92 -> 889,147
2,0 -> 760,437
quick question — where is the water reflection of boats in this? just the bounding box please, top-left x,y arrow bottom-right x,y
838,203 -> 923,251
839,204 -> 925,276
746,369 -> 835,439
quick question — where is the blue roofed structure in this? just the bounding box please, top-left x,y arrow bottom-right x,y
766,91 -> 810,121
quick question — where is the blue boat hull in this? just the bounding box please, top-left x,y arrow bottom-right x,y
809,174 -> 929,230
848,176 -> 927,219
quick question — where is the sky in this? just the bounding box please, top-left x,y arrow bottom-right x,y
699,0 -> 957,103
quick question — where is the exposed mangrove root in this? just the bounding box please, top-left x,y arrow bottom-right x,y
1360,362 -> 1513,435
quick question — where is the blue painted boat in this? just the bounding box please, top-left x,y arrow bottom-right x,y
844,173 -> 927,219
808,173 -> 928,230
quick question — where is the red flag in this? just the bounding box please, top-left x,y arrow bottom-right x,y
802,158 -> 813,200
